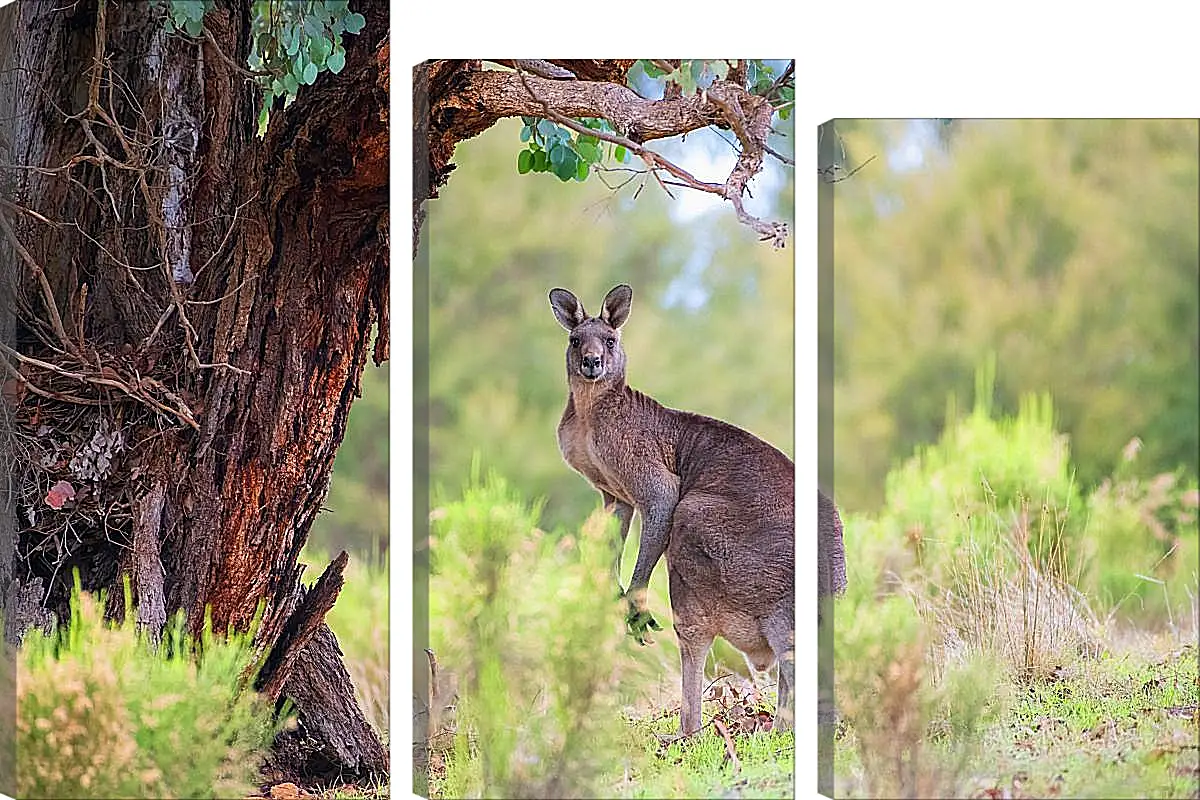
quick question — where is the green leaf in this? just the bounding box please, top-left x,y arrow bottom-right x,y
283,72 -> 299,96
308,36 -> 331,66
575,159 -> 589,181
180,1 -> 205,21
303,15 -> 324,37
536,119 -> 558,141
284,24 -> 301,55
310,2 -> 332,24
183,17 -> 203,37
302,61 -> 318,85
517,149 -> 533,174
575,139 -> 598,163
532,149 -> 548,172
553,156 -> 575,181
257,99 -> 271,136
676,61 -> 697,96
344,11 -> 366,33
519,125 -> 531,143
710,59 -> 729,81
614,144 -> 627,163
640,59 -> 666,78
549,143 -> 565,167
327,48 -> 346,74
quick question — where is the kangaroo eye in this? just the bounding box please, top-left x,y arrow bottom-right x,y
570,336 -> 580,348
605,337 -> 616,350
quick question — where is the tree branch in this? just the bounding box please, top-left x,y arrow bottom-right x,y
764,60 -> 794,101
504,68 -> 788,246
491,59 -> 576,80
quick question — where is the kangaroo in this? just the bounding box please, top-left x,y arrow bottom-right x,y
549,284 -> 832,735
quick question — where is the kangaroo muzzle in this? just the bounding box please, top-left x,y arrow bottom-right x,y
580,353 -> 603,379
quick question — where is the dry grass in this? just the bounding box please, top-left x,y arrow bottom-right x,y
928,505 -> 1105,685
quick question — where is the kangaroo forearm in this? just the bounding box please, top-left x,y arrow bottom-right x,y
611,500 -> 634,586
628,507 -> 671,589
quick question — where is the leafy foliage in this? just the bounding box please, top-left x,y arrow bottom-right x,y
632,59 -> 792,119
516,116 -> 624,183
428,466 -> 635,798
833,381 -> 1199,797
637,59 -> 730,97
160,0 -> 215,37
867,359 -> 1197,628
157,0 -> 367,134
246,0 -> 364,132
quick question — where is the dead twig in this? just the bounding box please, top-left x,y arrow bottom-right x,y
819,154 -> 877,184
0,211 -> 78,357
712,717 -> 742,774
0,340 -> 199,429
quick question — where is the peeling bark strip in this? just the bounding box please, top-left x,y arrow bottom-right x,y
145,24 -> 202,286
132,481 -> 167,634
258,553 -> 389,781
1,0 -> 389,785
268,625 -> 390,781
415,59 -> 789,247
256,550 -> 348,702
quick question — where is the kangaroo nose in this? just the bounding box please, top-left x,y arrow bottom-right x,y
583,355 -> 601,370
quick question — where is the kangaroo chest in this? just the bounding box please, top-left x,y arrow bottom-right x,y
557,410 -> 631,504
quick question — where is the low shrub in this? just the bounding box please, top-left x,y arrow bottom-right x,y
16,579 -> 276,799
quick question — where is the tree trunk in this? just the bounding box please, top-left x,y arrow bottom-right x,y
0,0 -> 388,786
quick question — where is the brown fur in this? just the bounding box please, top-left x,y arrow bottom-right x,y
548,284 -> 826,735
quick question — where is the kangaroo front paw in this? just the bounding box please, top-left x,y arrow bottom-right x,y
624,592 -> 662,645
626,607 -> 662,644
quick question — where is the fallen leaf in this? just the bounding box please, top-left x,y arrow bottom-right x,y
44,480 -> 76,509
268,783 -> 302,799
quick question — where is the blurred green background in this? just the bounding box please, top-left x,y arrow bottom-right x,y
830,119 -> 1198,512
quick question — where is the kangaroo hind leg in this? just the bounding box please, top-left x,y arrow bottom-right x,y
764,603 -> 795,731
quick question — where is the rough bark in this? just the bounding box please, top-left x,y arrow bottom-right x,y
0,0 -> 387,786
415,59 -> 790,249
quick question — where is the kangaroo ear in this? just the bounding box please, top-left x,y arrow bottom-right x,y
600,284 -> 632,328
549,288 -> 587,330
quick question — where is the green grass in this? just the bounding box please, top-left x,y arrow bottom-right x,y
618,710 -> 794,799
835,643 -> 1199,798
